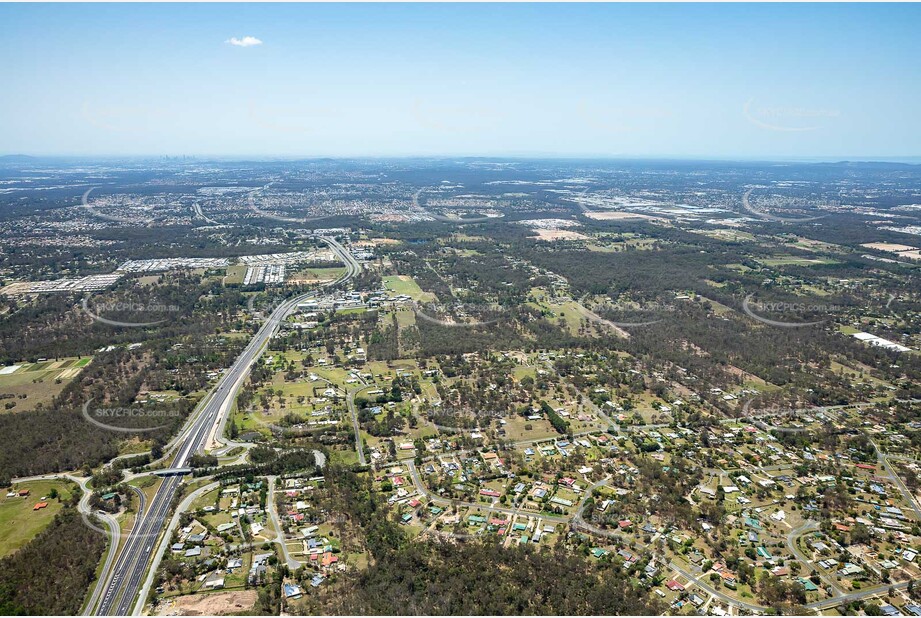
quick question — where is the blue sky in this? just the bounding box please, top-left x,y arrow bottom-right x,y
1,3 -> 919,159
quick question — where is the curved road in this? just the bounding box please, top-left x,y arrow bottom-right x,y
346,384 -> 376,465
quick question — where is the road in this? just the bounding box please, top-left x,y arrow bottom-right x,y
266,475 -> 300,570
405,460 -> 570,525
192,202 -> 219,225
563,474 -> 775,613
94,236 -> 359,616
873,438 -> 921,522
82,479 -> 135,616
92,486 -> 148,615
346,384 -> 376,465
804,580 -> 911,611
82,505 -> 121,615
133,481 -> 219,614
5,473 -> 124,616
783,519 -> 849,598
83,232 -> 905,615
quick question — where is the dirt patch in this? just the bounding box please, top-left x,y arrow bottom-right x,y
584,211 -> 657,221
156,590 -> 257,616
57,368 -> 81,380
531,229 -> 590,241
357,238 -> 401,246
896,250 -> 921,261
862,242 -> 917,252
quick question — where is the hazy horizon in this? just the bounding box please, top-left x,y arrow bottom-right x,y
2,3 -> 920,159
3,153 -> 921,165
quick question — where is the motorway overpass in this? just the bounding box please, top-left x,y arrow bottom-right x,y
93,236 -> 359,616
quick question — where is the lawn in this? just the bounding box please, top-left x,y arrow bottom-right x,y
0,479 -> 75,559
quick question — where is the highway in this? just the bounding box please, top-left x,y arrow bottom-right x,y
132,481 -> 219,614
84,232 -> 909,615
7,473 -> 126,616
86,485 -> 147,614
93,235 -> 360,616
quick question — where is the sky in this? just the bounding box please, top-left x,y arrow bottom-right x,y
1,3 -> 920,160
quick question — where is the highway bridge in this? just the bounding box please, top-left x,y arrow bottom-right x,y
93,235 -> 360,616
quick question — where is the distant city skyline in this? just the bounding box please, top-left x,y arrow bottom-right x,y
2,3 -> 920,159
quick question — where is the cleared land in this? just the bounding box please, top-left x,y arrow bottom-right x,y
0,479 -> 74,559
154,590 -> 257,616
382,275 -> 436,301
861,242 -> 917,252
530,229 -> 590,241
0,356 -> 92,413
583,211 -> 656,221
289,266 -> 346,284
759,256 -> 841,267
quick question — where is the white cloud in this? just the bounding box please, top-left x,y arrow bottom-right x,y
226,36 -> 263,48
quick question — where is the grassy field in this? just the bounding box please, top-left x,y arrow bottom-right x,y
290,266 -> 346,284
0,478 -> 75,559
128,475 -> 162,508
0,356 -> 92,413
503,415 -> 558,442
693,228 -> 757,242
382,275 -> 436,301
394,307 -> 417,328
759,256 -> 841,267
223,264 -> 248,285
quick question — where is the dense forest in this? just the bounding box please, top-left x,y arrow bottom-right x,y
0,329 -> 245,482
294,467 -> 664,616
0,274 -> 249,364
0,508 -> 105,615
322,539 -> 666,615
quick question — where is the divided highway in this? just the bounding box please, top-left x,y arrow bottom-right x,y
93,236 -> 360,616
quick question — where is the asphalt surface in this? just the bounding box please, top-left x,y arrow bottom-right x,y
94,236 -> 359,616
132,481 -> 219,613
346,384 -> 375,465
266,475 -> 301,570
